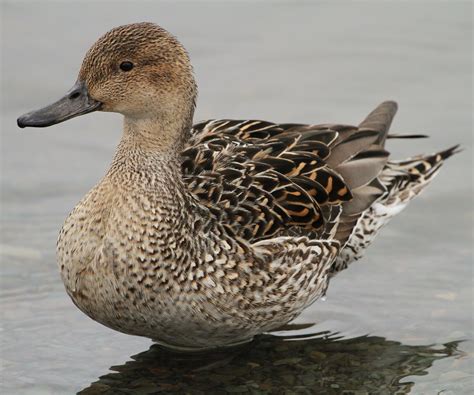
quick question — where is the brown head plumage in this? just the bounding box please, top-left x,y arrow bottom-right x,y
79,22 -> 197,123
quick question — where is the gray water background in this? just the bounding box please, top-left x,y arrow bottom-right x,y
1,1 -> 472,394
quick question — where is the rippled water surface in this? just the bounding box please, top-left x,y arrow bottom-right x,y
1,2 -> 472,394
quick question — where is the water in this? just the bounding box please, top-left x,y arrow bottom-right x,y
1,2 -> 472,394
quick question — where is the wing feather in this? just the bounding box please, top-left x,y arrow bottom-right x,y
182,105 -> 396,243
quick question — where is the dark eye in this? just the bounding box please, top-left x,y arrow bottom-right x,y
119,61 -> 134,72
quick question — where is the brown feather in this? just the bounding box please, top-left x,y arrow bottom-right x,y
182,105 -> 399,243
358,100 -> 398,146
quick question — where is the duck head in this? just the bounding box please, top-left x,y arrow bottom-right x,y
17,22 -> 197,134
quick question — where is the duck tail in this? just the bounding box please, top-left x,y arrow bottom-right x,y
358,100 -> 398,147
380,144 -> 462,201
330,101 -> 398,246
330,144 -> 460,275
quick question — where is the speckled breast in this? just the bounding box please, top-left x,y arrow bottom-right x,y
56,181 -> 263,349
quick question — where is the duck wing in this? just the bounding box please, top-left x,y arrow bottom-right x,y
181,102 -> 396,244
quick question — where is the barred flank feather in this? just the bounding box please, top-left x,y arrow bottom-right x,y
182,103 -> 459,277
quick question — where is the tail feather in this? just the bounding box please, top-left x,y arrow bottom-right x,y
383,144 -> 461,199
387,133 -> 429,139
394,144 -> 461,166
330,144 -> 460,275
332,101 -> 398,245
358,100 -> 398,146
331,102 -> 459,258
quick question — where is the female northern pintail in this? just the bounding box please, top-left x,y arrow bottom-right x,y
17,22 -> 458,350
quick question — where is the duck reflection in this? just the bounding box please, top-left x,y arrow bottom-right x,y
78,327 -> 460,394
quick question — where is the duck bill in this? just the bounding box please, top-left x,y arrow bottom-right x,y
17,81 -> 102,128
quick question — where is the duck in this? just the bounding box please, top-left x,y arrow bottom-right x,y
17,22 -> 459,351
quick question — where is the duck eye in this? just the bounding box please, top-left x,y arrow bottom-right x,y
119,61 -> 134,72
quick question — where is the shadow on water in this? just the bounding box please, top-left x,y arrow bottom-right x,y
78,326 -> 462,395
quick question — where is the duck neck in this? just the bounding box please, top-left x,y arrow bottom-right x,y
107,115 -> 191,188
121,112 -> 192,153
106,113 -> 215,263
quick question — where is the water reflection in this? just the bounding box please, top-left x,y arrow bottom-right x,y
78,327 -> 461,394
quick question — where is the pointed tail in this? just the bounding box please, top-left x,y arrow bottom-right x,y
358,100 -> 398,147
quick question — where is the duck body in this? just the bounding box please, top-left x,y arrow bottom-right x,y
18,23 -> 458,350
56,132 -> 337,349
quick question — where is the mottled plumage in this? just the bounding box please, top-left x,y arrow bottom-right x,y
17,22 -> 459,350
